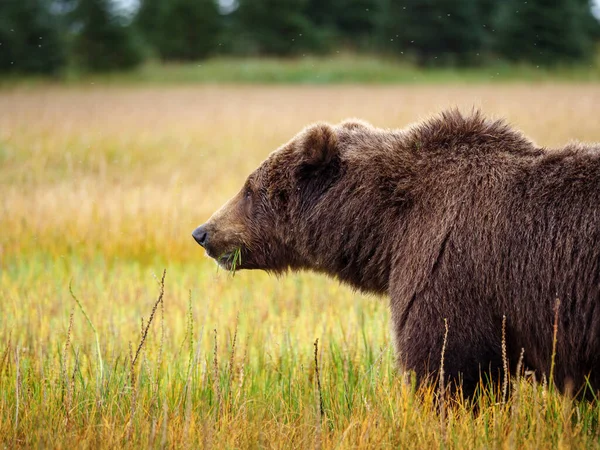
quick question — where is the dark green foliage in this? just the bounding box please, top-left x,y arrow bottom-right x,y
73,0 -> 144,72
137,0 -> 222,60
380,0 -> 488,66
135,0 -> 169,57
0,0 -> 67,74
495,0 -> 598,65
477,0 -> 501,52
232,0 -> 327,56
583,0 -> 600,40
306,0 -> 379,50
158,0 -> 221,61
1,0 -> 599,76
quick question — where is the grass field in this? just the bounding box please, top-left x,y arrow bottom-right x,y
3,54 -> 600,87
1,83 -> 600,448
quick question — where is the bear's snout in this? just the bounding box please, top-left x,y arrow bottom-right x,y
192,224 -> 209,248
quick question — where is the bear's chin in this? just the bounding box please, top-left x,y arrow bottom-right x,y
216,260 -> 236,271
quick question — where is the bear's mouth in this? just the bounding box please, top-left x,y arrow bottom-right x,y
215,248 -> 244,272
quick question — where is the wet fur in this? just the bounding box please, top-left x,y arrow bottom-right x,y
197,110 -> 600,397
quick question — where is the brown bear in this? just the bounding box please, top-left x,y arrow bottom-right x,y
192,110 -> 600,398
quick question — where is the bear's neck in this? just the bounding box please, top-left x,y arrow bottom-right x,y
297,167 -> 409,295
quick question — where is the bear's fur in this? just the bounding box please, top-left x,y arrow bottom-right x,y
193,110 -> 600,397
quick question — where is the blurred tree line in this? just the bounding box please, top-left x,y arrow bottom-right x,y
0,0 -> 599,75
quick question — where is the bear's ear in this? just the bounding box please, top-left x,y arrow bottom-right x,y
300,123 -> 338,167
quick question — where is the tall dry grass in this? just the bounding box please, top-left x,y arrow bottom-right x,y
1,84 -> 600,448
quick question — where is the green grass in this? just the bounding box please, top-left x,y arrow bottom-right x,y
3,53 -> 600,87
2,254 -> 600,448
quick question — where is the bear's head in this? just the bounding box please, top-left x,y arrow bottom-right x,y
192,122 -> 342,273
192,119 -> 398,293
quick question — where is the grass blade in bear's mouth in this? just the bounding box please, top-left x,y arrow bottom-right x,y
218,248 -> 242,274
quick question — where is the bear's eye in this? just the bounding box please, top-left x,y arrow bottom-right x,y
244,186 -> 253,200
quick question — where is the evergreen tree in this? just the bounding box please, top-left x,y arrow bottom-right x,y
380,0 -> 487,66
306,0 -> 378,50
158,0 -> 221,61
0,0 -> 67,74
582,0 -> 600,41
74,0 -> 144,71
495,0 -> 596,65
477,0 -> 501,53
233,0 -> 325,56
135,0 -> 169,57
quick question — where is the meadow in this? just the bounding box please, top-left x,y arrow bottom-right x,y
1,82 -> 600,448
4,55 -> 600,87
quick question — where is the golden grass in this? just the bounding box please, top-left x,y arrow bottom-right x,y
1,84 -> 600,448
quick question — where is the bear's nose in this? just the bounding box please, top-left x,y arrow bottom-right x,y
192,225 -> 208,248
